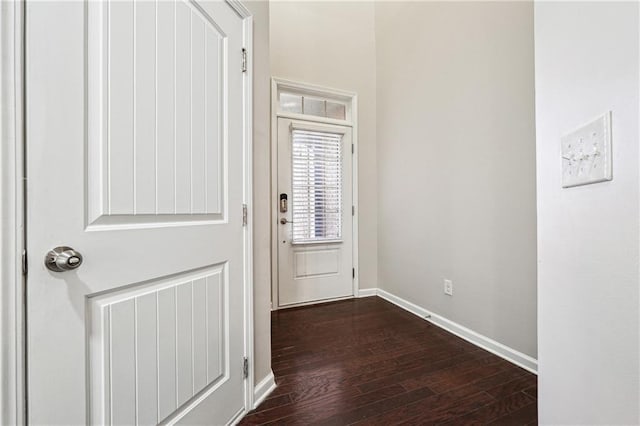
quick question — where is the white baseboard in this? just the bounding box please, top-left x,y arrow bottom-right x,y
357,288 -> 377,298
253,371 -> 277,409
375,289 -> 538,374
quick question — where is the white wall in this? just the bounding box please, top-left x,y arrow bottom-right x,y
246,0 -> 272,387
375,2 -> 537,357
535,2 -> 640,423
269,1 -> 378,291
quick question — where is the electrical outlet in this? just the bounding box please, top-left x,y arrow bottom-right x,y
444,279 -> 453,296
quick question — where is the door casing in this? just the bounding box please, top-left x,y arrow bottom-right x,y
270,77 -> 360,309
0,1 -> 25,424
0,0 -> 256,421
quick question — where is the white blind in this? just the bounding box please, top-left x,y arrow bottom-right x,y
291,129 -> 343,243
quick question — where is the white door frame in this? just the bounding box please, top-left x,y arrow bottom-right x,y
230,0 -> 255,414
270,77 -> 360,309
0,0 -> 256,420
0,1 -> 25,424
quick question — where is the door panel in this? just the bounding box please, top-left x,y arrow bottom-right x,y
277,119 -> 353,306
87,265 -> 229,424
294,249 -> 340,279
26,1 -> 247,424
87,0 -> 226,226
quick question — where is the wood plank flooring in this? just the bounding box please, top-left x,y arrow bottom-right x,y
240,297 -> 537,425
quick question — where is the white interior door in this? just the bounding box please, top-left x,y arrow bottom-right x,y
277,118 -> 353,306
26,1 -> 249,424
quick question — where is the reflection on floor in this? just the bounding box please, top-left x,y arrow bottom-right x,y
240,297 -> 537,425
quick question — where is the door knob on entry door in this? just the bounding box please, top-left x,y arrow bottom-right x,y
45,246 -> 83,272
280,218 -> 294,225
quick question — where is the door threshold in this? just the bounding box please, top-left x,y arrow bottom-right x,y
274,295 -> 355,310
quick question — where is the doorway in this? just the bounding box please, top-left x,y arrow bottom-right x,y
271,79 -> 359,308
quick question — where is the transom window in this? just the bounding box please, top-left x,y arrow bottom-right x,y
279,92 -> 347,121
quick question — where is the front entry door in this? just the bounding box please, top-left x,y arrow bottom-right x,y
26,1 -> 249,424
277,118 -> 353,306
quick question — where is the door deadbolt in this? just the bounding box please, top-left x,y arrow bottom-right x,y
45,246 -> 83,272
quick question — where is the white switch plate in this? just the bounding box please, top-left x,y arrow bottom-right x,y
561,112 -> 612,188
444,279 -> 453,296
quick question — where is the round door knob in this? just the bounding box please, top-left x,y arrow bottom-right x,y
45,246 -> 83,272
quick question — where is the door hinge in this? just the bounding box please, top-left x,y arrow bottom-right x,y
22,249 -> 27,276
242,48 -> 247,73
243,357 -> 249,379
242,204 -> 248,226
352,268 -> 355,279
352,205 -> 355,216
351,143 -> 354,154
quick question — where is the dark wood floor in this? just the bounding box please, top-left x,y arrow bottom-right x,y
240,297 -> 537,425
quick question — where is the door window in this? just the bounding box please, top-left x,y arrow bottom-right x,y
291,129 -> 343,243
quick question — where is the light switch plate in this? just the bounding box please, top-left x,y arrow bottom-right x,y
561,112 -> 612,188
